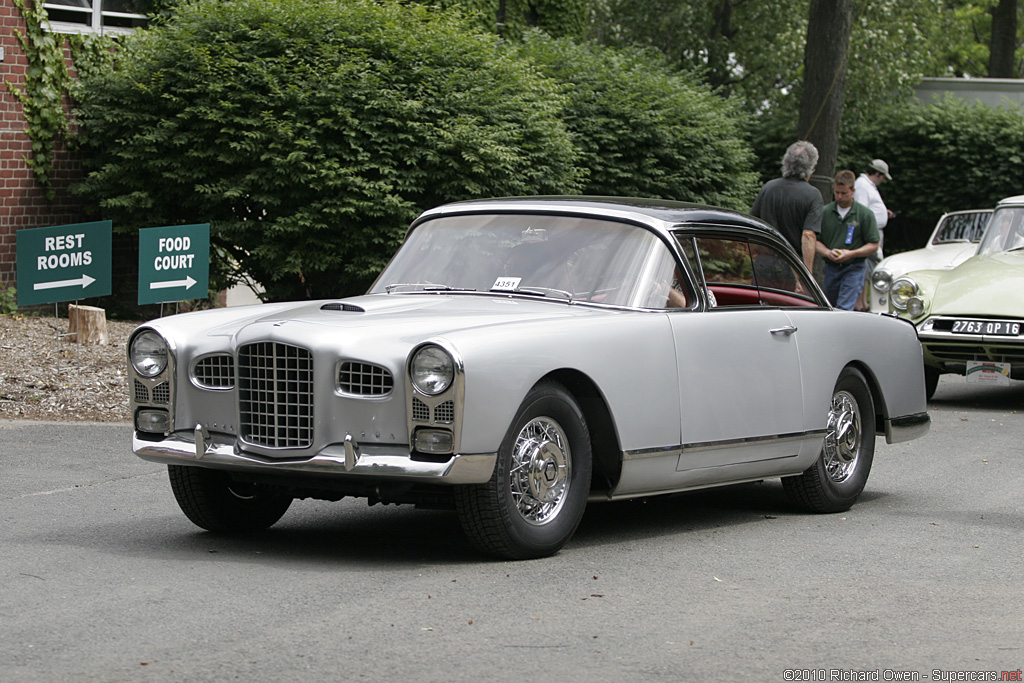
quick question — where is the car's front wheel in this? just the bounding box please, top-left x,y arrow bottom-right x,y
783,367 -> 875,513
455,380 -> 592,560
168,465 -> 292,533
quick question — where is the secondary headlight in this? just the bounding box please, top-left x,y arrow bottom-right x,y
130,330 -> 169,377
906,296 -> 926,319
889,277 -> 919,311
410,345 -> 454,395
871,268 -> 893,293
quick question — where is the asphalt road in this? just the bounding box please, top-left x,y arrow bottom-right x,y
2,374 -> 1022,682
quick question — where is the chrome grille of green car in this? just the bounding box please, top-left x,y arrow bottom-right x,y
238,342 -> 314,449
924,341 -> 1024,364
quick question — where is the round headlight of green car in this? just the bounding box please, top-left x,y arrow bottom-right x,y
906,296 -> 926,319
410,345 -> 454,396
871,268 -> 893,293
130,330 -> 169,377
889,277 -> 919,311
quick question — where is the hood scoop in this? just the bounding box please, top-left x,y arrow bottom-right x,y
321,302 -> 365,313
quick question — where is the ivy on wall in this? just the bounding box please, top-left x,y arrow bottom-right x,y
5,0 -> 70,198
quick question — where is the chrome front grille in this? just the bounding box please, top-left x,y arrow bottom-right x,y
923,340 -> 1024,364
411,397 -> 430,422
134,379 -> 149,403
338,361 -> 393,396
434,400 -> 455,424
152,382 -> 170,404
194,354 -> 235,389
238,342 -> 314,449
411,397 -> 454,424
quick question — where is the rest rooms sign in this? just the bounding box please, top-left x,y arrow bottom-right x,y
138,224 -> 210,305
16,221 -> 112,306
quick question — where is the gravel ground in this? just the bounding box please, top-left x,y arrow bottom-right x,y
0,313 -> 142,422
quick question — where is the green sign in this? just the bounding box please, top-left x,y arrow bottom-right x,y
16,221 -> 112,306
138,224 -> 210,305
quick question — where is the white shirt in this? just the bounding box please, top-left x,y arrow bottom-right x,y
855,173 -> 888,230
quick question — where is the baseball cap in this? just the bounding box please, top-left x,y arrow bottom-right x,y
869,159 -> 892,180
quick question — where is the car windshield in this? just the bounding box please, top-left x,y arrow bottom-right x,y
370,213 -> 683,308
977,206 -> 1024,255
932,210 -> 991,245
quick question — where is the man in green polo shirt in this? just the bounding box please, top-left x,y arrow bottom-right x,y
816,169 -> 879,310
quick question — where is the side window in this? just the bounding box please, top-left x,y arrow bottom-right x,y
632,238 -> 695,309
678,233 -> 819,308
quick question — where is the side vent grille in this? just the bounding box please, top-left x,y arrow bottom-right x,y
194,354 -> 235,389
338,361 -> 393,396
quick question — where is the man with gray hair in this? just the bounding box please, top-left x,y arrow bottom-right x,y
751,141 -> 824,271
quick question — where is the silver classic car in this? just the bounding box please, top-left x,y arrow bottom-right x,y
129,197 -> 930,559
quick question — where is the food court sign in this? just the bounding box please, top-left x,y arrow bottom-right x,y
16,221 -> 112,306
138,224 -> 210,305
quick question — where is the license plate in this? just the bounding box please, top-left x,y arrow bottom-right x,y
951,319 -> 1021,336
966,361 -> 1011,386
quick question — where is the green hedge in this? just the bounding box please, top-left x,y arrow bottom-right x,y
516,31 -> 759,211
839,97 -> 1024,252
74,0 -> 582,301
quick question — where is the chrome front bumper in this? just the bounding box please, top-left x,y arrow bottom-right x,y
133,426 -> 497,485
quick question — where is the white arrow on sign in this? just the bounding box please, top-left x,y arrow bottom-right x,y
150,275 -> 197,291
33,274 -> 96,291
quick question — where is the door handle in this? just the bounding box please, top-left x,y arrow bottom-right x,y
770,326 -> 798,336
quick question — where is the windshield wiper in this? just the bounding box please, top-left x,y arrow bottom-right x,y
490,285 -> 573,300
385,283 -> 477,293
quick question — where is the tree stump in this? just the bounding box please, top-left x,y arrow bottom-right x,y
68,304 -> 109,345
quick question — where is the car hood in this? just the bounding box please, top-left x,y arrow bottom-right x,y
925,250 -> 1024,317
880,243 -> 977,274
150,293 -> 621,352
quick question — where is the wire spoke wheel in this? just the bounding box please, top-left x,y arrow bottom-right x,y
454,380 -> 591,559
783,367 -> 875,513
822,390 -> 861,483
509,417 -> 571,525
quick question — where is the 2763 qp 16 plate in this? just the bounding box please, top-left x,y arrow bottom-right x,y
951,320 -> 1021,336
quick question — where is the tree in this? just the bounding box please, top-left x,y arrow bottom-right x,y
989,0 -> 1019,76
797,0 -> 853,189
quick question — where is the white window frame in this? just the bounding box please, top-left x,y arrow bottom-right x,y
43,1 -> 147,36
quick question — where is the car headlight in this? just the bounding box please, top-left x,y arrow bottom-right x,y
889,277 -> 919,311
871,268 -> 893,293
410,345 -> 454,395
906,296 -> 926,319
130,330 -> 169,377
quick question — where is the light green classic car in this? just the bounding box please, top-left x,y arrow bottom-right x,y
890,195 -> 1024,399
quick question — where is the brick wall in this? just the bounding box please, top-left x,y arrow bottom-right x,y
0,2 -> 88,290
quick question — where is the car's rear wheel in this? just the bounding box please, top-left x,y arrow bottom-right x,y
168,465 -> 292,532
924,366 -> 940,400
783,367 -> 875,513
455,380 -> 592,560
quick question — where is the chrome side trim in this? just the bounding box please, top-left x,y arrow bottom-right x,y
884,412 -> 931,444
133,431 -> 497,485
623,430 -> 825,460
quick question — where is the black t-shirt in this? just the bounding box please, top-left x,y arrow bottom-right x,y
750,177 -> 824,255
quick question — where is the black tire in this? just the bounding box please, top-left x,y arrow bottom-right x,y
454,380 -> 592,560
924,366 -> 940,401
783,367 -> 875,513
168,465 -> 292,533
